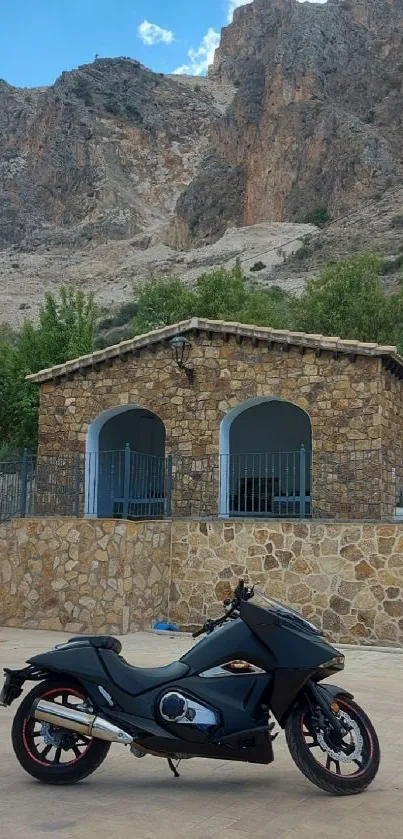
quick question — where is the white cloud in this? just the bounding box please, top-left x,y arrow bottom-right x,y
173,0 -> 328,76
138,20 -> 174,47
227,1 -> 252,24
173,27 -> 220,76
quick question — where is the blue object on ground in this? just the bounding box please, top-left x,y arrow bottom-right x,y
154,621 -> 179,632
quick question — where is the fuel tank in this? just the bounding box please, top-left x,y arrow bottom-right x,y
180,618 -> 277,674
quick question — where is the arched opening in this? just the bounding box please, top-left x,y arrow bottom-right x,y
86,405 -> 166,519
219,397 -> 312,518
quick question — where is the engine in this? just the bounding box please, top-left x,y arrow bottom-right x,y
158,692 -> 219,730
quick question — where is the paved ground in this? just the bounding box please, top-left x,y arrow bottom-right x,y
0,628 -> 402,839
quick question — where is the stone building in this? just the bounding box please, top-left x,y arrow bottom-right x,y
28,318 -> 403,521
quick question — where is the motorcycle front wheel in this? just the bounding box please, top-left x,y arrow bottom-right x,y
12,678 -> 110,785
285,696 -> 380,795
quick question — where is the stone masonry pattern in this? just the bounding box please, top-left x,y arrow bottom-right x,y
0,518 -> 171,635
170,520 -> 403,645
36,331 -> 403,519
1,518 -> 402,646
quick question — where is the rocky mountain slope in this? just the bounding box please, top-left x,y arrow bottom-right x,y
1,0 -> 403,326
174,0 -> 403,246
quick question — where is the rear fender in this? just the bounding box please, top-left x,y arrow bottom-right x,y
1,646 -> 107,708
28,644 -> 108,684
0,665 -> 48,707
27,648 -> 152,716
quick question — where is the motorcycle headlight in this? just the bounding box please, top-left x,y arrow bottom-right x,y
318,655 -> 345,671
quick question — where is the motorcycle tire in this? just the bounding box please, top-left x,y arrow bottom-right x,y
12,678 -> 110,785
285,696 -> 380,796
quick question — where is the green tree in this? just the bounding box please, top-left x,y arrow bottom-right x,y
0,287 -> 97,453
133,277 -> 195,334
193,268 -> 248,320
242,286 -> 298,330
132,269 -> 298,335
296,254 -> 403,347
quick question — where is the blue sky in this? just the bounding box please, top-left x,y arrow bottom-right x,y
0,1 -> 327,88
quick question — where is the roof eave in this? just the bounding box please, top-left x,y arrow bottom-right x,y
25,317 -> 403,384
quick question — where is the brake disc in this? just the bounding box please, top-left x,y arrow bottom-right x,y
316,710 -> 363,764
41,722 -> 66,748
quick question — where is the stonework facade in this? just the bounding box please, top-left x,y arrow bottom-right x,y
1,517 -> 403,646
0,518 -> 171,635
32,320 -> 403,520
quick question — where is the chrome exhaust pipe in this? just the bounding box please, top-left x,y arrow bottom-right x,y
33,698 -> 133,745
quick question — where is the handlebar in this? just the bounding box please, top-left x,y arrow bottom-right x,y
192,579 -> 255,639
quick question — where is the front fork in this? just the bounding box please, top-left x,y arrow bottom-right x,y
304,682 -> 350,743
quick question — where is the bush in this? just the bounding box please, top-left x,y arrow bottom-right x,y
97,300 -> 138,333
296,253 -> 403,349
391,214 -> 403,229
303,206 -> 331,228
104,98 -> 120,116
94,325 -> 134,350
294,243 -> 312,261
131,269 -> 298,336
125,103 -> 143,123
382,253 -> 403,275
74,76 -> 93,106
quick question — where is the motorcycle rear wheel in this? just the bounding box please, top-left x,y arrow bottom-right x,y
12,678 -> 110,785
285,696 -> 380,795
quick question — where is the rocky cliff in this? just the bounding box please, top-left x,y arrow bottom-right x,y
1,0 -> 403,325
174,0 -> 403,245
0,60 -> 230,250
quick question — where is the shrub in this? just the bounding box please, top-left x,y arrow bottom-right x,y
382,253 -> 403,275
104,98 -> 120,116
125,103 -> 143,122
294,243 -> 312,261
74,76 -> 93,106
391,214 -> 403,229
303,205 -> 331,228
94,325 -> 134,349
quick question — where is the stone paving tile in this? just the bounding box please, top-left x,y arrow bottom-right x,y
0,628 -> 402,838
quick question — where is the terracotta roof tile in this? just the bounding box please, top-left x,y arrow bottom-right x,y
26,318 -> 403,384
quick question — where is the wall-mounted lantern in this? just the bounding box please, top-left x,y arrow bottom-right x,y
170,336 -> 194,385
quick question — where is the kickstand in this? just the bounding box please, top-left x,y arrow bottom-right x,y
167,758 -> 181,778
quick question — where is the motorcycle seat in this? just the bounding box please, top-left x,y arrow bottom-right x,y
68,636 -> 122,655
99,649 -> 189,695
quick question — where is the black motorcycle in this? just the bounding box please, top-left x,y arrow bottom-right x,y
1,579 -> 380,795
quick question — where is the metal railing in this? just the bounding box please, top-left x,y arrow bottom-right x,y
85,447 -> 170,520
227,448 -> 311,518
0,445 -> 401,523
0,451 -> 81,523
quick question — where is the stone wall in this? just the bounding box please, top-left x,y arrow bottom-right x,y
170,520 -> 403,645
36,332 -> 397,519
1,518 -> 403,646
0,518 -> 171,634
